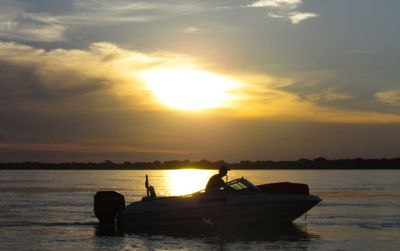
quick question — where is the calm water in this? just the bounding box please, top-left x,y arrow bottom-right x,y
0,169 -> 399,250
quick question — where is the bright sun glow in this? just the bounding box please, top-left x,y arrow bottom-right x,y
141,68 -> 240,110
166,169 -> 213,196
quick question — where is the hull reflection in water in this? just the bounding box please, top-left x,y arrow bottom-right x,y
94,178 -> 321,234
95,222 -> 320,244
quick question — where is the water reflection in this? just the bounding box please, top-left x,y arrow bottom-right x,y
165,169 -> 213,196
95,223 -> 124,237
94,223 -> 319,250
218,223 -> 320,242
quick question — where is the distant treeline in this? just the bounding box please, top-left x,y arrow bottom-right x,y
0,158 -> 399,170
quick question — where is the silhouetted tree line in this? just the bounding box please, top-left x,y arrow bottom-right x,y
0,157 -> 399,170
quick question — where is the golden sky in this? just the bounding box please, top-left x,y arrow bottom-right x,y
0,1 -> 399,161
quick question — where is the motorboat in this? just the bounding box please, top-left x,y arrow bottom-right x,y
94,177 -> 321,233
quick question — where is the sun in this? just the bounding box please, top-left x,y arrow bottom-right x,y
140,68 -> 240,111
165,169 -> 213,196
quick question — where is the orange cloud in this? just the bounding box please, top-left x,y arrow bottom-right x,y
1,41 -> 400,124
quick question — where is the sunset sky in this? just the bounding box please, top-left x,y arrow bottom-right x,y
1,0 -> 399,162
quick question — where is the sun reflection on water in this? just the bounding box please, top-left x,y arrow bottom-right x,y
165,169 -> 214,196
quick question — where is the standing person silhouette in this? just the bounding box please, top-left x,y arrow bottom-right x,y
205,166 -> 230,192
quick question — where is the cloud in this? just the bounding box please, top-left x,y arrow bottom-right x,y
247,0 -> 319,24
289,12 -> 319,24
375,89 -> 400,106
0,0 -> 318,43
0,1 -> 65,42
307,88 -> 354,102
181,26 -> 202,33
0,0 -> 322,43
1,41 -> 400,161
0,20 -> 66,42
0,0 -> 205,42
248,0 -> 301,8
0,40 -> 204,160
1,40 -> 400,125
233,83 -> 400,124
0,40 -> 197,109
219,72 -> 400,124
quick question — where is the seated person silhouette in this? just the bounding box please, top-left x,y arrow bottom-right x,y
205,166 -> 230,192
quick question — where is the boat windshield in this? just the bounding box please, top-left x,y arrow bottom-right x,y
225,178 -> 260,193
189,177 -> 260,195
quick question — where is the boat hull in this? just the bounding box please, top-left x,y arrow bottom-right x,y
118,194 -> 321,232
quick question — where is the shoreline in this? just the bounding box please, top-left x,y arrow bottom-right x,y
1,158 -> 399,170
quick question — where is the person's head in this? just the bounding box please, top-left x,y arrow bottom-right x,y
218,165 -> 229,176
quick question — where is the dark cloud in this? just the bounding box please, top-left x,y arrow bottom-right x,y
0,60 -> 110,104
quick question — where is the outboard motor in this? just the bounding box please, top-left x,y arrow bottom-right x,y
94,191 -> 125,226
